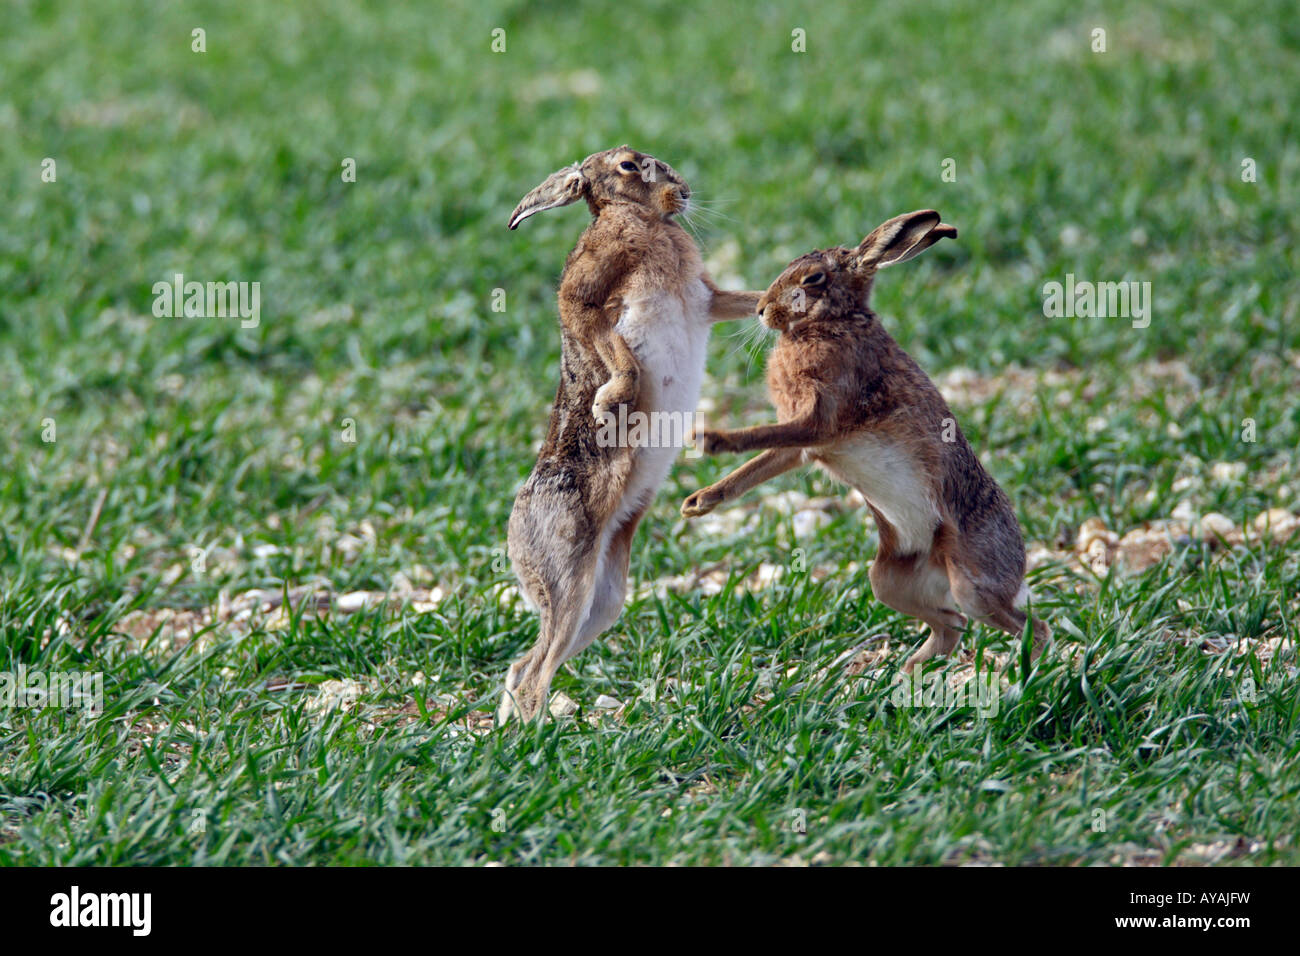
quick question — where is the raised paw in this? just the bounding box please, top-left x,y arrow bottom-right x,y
689,429 -> 732,456
592,378 -> 636,424
681,487 -> 724,517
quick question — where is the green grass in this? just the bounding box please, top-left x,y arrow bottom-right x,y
1,0 -> 1298,865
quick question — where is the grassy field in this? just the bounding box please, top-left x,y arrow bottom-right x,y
0,0 -> 1297,865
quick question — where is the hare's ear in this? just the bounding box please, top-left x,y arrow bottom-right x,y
508,164 -> 587,229
853,210 -> 957,270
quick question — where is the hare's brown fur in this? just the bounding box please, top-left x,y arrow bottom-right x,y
501,147 -> 763,722
682,210 -> 1049,672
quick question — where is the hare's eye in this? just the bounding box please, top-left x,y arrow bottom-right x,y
618,160 -> 639,173
801,271 -> 826,287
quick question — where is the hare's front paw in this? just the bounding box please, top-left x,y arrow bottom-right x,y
690,429 -> 732,455
592,378 -> 636,424
681,487 -> 724,517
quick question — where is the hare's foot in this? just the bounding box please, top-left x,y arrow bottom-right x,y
681,486 -> 724,517
498,651 -> 544,724
497,680 -> 547,725
902,623 -> 963,674
592,376 -> 637,425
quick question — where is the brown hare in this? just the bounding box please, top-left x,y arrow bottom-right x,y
501,146 -> 763,722
681,210 -> 1049,673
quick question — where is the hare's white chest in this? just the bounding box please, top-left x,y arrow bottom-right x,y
615,280 -> 711,413
611,279 -> 712,517
815,435 -> 940,555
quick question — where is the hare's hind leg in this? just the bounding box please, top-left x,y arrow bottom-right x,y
868,550 -> 967,673
947,567 -> 1050,664
500,487 -> 605,724
500,557 -> 601,723
903,618 -> 966,673
565,495 -> 650,660
979,591 -> 1051,663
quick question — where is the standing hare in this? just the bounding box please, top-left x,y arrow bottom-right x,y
681,210 -> 1049,673
501,146 -> 763,722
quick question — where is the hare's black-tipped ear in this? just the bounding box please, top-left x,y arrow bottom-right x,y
853,210 -> 957,270
508,164 -> 587,229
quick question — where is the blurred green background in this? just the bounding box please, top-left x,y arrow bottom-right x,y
2,0 -> 1296,579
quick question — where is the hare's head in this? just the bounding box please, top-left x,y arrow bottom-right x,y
508,146 -> 690,229
757,210 -> 957,333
